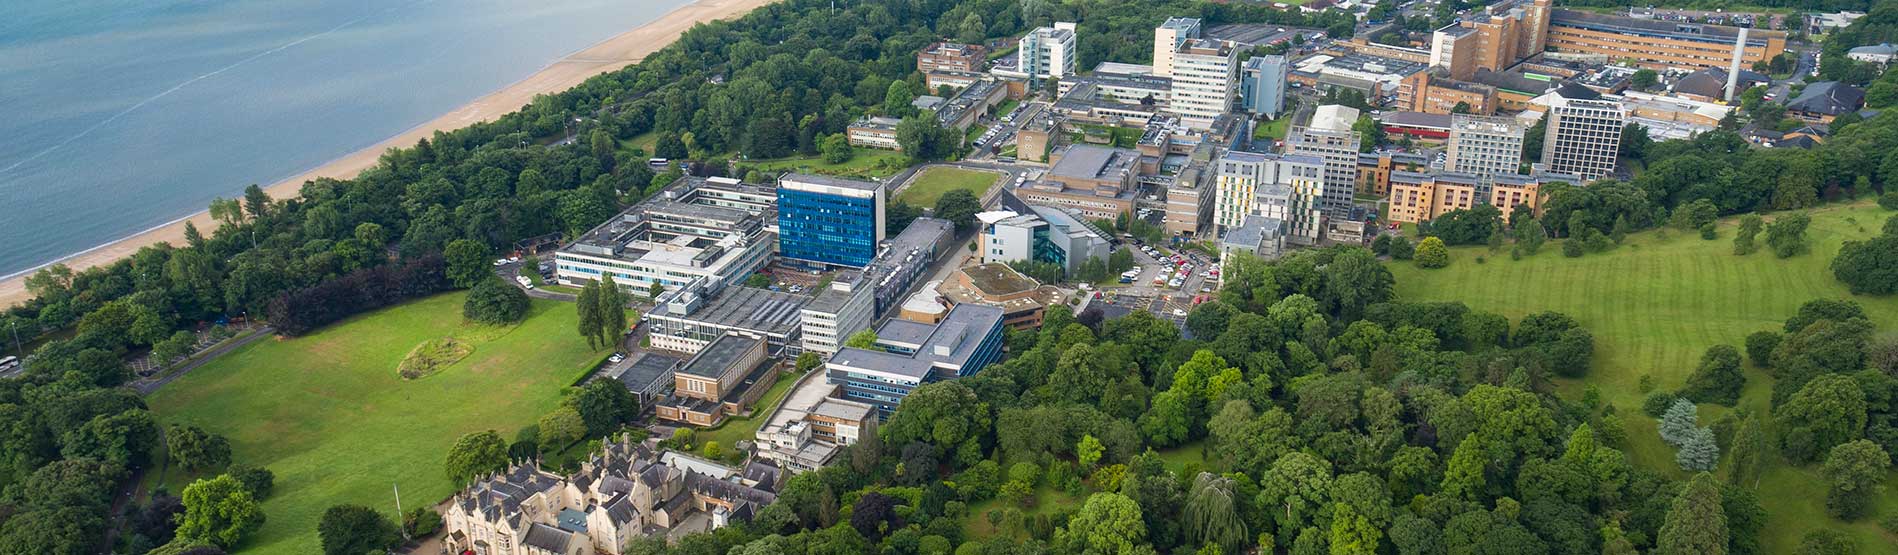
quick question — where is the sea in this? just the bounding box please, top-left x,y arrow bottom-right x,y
0,0 -> 691,279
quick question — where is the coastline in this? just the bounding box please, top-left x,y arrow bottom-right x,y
0,0 -> 776,309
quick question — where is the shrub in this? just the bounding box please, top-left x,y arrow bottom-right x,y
1562,238 -> 1585,258
1880,191 -> 1898,210
1745,331 -> 1781,367
1642,391 -> 1678,417
1698,222 -> 1717,240
1414,237 -> 1450,269
397,337 -> 473,380
464,275 -> 530,324
1388,236 -> 1414,259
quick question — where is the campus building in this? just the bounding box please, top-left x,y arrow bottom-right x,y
825,303 -> 1007,416
776,173 -> 886,268
845,117 -> 902,151
756,395 -> 878,473
557,177 -> 775,294
1239,55 -> 1290,118
1386,171 -> 1577,224
1013,23 -> 1078,79
1153,17 -> 1201,78
978,204 -> 1113,276
1545,9 -> 1787,71
918,42 -> 988,73
1212,150 -> 1276,231
1165,160 -> 1215,238
1445,114 -> 1526,178
1428,0 -> 1551,80
1287,105 -> 1362,219
652,334 -> 774,427
938,262 -> 1064,330
646,282 -> 810,356
1355,150 -> 1428,197
1539,90 -> 1624,181
1015,145 -> 1143,219
798,215 -> 956,356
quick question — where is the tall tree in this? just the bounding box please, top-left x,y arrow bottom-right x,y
596,275 -> 627,349
1183,473 -> 1247,555
1656,473 -> 1727,555
576,280 -> 602,350
176,474 -> 265,549
317,505 -> 400,555
442,239 -> 491,289
1054,492 -> 1148,555
1820,439 -> 1890,520
443,430 -> 509,486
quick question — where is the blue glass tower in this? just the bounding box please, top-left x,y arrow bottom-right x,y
777,173 -> 886,268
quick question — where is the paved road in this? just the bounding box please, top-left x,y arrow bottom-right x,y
131,327 -> 274,395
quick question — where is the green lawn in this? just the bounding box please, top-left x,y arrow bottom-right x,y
745,150 -> 909,179
962,482 -> 1083,540
1389,201 -> 1898,552
1253,117 -> 1291,141
896,167 -> 1001,207
148,293 -> 608,555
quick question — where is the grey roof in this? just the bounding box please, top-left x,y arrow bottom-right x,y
616,353 -> 680,393
1551,9 -> 1774,46
875,319 -> 937,348
1850,43 -> 1898,56
659,286 -> 811,335
1787,81 -> 1866,116
1224,215 -> 1283,249
521,523 -> 574,552
831,303 -> 1005,379
1553,81 -> 1602,100
802,271 -> 865,315
1672,68 -> 1768,99
1383,111 -> 1454,129
781,173 -> 884,192
1051,145 -> 1137,181
678,334 -> 761,379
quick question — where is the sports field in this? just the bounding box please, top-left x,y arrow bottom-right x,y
148,293 -> 606,554
897,167 -> 1000,207
1390,201 -> 1898,551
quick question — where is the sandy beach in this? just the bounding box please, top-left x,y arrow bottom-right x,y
0,0 -> 775,309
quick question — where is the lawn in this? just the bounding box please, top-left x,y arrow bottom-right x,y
148,293 -> 608,555
896,167 -> 1001,207
745,150 -> 909,180
1389,200 -> 1898,552
1253,117 -> 1291,141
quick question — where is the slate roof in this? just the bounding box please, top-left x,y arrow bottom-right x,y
1787,81 -> 1866,116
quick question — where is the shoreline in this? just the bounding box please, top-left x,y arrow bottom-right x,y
0,0 -> 776,308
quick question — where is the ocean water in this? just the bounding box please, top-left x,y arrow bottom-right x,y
0,0 -> 690,279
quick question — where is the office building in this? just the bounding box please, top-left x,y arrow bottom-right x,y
825,303 -> 1006,416
1446,114 -> 1525,178
557,177 -> 775,294
1015,23 -> 1078,79
918,42 -> 988,73
646,282 -> 810,355
796,215 -> 955,355
1015,145 -> 1142,219
1287,105 -> 1362,219
1540,91 -> 1624,181
799,272 -> 873,356
1057,71 -> 1172,106
653,334 -> 774,427
978,205 -> 1113,276
1239,55 -> 1290,118
1165,160 -> 1215,238
777,173 -> 886,268
1387,170 -> 1577,224
1165,37 -> 1240,128
1153,17 -> 1201,78
845,116 -> 902,150
756,395 -> 878,473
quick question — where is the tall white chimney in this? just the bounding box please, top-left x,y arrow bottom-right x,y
1725,28 -> 1749,102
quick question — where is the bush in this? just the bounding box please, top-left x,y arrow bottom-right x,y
464,276 -> 530,324
1880,191 -> 1898,210
1642,391 -> 1678,417
1745,331 -> 1782,367
1388,236 -> 1414,259
1699,222 -> 1717,240
1414,237 -> 1450,269
397,337 -> 473,380
405,507 -> 443,537
1562,238 -> 1585,258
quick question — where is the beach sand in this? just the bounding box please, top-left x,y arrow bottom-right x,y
0,0 -> 775,309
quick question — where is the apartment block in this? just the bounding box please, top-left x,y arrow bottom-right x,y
1016,23 -> 1078,79
1387,171 -> 1575,224
1446,114 -> 1526,178
1355,151 -> 1428,197
918,42 -> 988,74
1287,105 -> 1362,219
1540,94 -> 1624,181
1212,150 -> 1276,230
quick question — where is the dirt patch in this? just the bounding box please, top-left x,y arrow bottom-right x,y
397,338 -> 474,380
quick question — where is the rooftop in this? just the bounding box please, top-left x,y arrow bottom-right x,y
780,173 -> 884,193
958,263 -> 1040,297
830,303 -> 1006,380
678,334 -> 763,379
1311,104 -> 1362,132
615,353 -> 681,391
1051,145 -> 1140,181
654,285 -> 811,336
1551,9 -> 1782,46
1787,81 -> 1866,116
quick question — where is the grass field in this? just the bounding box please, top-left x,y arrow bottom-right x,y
745,150 -> 909,179
896,167 -> 1000,207
1253,117 -> 1290,141
148,293 -> 607,555
1390,201 -> 1898,552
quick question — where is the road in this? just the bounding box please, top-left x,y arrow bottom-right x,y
130,327 -> 274,396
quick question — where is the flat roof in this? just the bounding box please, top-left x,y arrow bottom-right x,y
660,286 -> 811,335
1051,145 -> 1138,181
958,263 -> 1039,297
679,334 -> 761,379
780,173 -> 884,193
1551,9 -> 1781,45
616,353 -> 681,391
831,303 -> 1005,380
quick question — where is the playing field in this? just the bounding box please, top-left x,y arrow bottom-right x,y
1390,201 -> 1898,551
148,293 -> 607,555
897,167 -> 1000,207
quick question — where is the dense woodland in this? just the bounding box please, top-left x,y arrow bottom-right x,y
4,0 -> 1898,554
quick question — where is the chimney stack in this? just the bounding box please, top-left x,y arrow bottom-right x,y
1725,28 -> 1749,102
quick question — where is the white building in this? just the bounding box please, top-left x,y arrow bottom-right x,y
1150,19 -> 1239,128
1287,105 -> 1363,219
1153,17 -> 1201,78
1212,150 -> 1275,230
799,273 -> 874,356
1848,43 -> 1897,65
978,205 -> 1113,276
1211,151 -> 1324,242
556,177 -> 775,295
1446,113 -> 1525,178
1540,94 -> 1624,181
1017,23 -> 1078,79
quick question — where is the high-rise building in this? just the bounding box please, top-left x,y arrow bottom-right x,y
1428,0 -> 1553,79
1273,155 -> 1326,244
1239,56 -> 1290,118
1540,94 -> 1624,181
1287,105 -> 1363,219
1213,150 -> 1275,230
1164,38 -> 1239,127
1210,150 -> 1324,243
1446,114 -> 1525,178
1018,23 -> 1078,79
1153,17 -> 1201,78
777,174 -> 886,268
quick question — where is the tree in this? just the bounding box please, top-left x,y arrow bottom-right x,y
167,425 -> 232,472
1733,214 -> 1762,255
537,406 -> 587,448
1821,440 -> 1890,520
1620,123 -> 1651,161
1330,502 -> 1381,555
443,430 -> 509,485
1183,473 -> 1247,555
576,280 -> 602,350
1414,237 -> 1449,269
1775,374 -> 1868,464
443,239 -> 491,289
885,81 -> 916,117
1054,492 -> 1148,555
1322,248 -> 1394,319
850,491 -> 904,541
820,133 -> 853,164
1078,435 -> 1104,469
1728,415 -> 1768,488
1631,69 -> 1659,90
596,275 -> 628,347
228,465 -> 274,499
568,380 -> 639,438
934,189 -> 982,231
1830,234 -> 1898,294
1681,345 -> 1746,406
654,132 -> 687,159
317,505 -> 400,555
796,351 -> 822,373
242,184 -> 271,221
846,329 -> 879,350
176,475 -> 265,549
1352,115 -> 1386,153
1660,399 -> 1700,447
1676,426 -> 1720,472
1656,473 -> 1727,555
463,276 -> 529,324
1766,212 -> 1811,258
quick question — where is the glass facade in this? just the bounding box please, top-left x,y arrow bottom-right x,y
777,187 -> 879,267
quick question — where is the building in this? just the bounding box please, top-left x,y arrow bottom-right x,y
1165,160 -> 1215,238
978,204 -> 1113,276
1015,111 -> 1062,163
1808,11 -> 1867,35
1057,71 -> 1172,106
924,69 -> 989,92
919,42 -> 988,73
1015,145 -> 1142,219
1166,38 -> 1241,127
845,116 -> 903,151
611,353 -> 681,408
1427,0 -> 1552,80
1051,82 -> 1165,128
798,273 -> 873,356
557,177 -> 775,295
1539,89 -> 1624,181
777,173 -> 886,268
1670,67 -> 1769,103
1398,68 -> 1501,115
825,303 -> 1007,416
1386,170 -> 1577,224
1545,9 -> 1787,71
646,283 -> 809,355
443,439 -> 776,555
937,263 -> 1063,330
1212,151 -> 1324,242
1785,81 -> 1866,124
1222,214 -> 1286,262
755,394 -> 878,473
653,334 -> 774,427
1379,111 -> 1456,141
859,217 -> 957,317
1287,105 -> 1363,219
1446,114 -> 1525,178
1239,55 -> 1290,118
1355,150 -> 1428,197
1153,17 -> 1201,78
1849,43 -> 1897,65
1014,23 -> 1078,79
936,78 -> 1008,130
1212,150 -> 1276,230
1289,51 -> 1427,103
